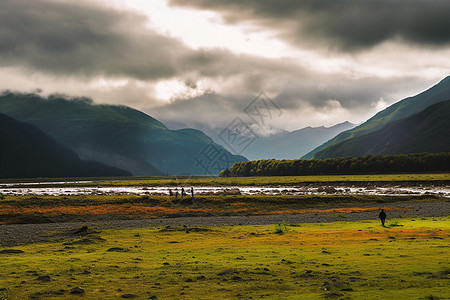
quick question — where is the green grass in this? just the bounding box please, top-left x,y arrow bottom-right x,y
2,173 -> 449,188
0,217 -> 448,299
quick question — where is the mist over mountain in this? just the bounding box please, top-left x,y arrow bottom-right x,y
305,76 -> 450,159
240,121 -> 355,160
0,92 -> 246,176
0,113 -> 130,179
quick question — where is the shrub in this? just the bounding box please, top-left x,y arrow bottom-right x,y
275,221 -> 288,234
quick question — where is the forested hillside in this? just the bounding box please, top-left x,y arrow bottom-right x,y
223,152 -> 450,177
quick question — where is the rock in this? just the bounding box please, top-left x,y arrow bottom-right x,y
218,269 -> 236,276
70,287 -> 85,294
185,227 -> 212,233
317,186 -> 336,193
72,226 -> 89,234
222,189 -> 241,195
121,294 -> 138,298
71,226 -> 100,235
347,277 -> 364,282
36,275 -> 51,282
0,249 -> 24,254
106,247 -> 129,252
300,270 -> 316,278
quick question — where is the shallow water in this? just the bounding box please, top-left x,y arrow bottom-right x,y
0,184 -> 449,197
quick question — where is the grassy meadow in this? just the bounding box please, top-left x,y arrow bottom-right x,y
0,174 -> 448,299
0,217 -> 448,299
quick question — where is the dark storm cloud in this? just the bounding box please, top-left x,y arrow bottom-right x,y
0,0 -> 444,133
169,0 -> 450,51
0,0 -> 269,81
0,0 -> 194,79
0,0 -> 307,81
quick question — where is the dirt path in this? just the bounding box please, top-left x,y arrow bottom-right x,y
0,201 -> 448,247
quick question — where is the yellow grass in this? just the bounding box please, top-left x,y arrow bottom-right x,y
0,217 -> 448,299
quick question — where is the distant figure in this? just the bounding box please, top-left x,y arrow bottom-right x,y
379,209 -> 387,227
190,187 -> 194,199
169,189 -> 173,197
181,187 -> 185,198
175,190 -> 178,198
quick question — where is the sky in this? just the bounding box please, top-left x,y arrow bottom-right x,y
1,0 -> 449,133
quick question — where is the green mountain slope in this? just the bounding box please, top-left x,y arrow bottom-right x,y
304,76 -> 450,159
315,100 -> 450,158
0,93 -> 245,175
0,113 -> 131,178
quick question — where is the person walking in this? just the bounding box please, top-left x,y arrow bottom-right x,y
379,209 -> 387,227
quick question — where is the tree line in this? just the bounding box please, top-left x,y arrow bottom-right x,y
220,152 -> 450,177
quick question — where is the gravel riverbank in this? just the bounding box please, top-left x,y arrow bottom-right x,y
0,201 -> 448,247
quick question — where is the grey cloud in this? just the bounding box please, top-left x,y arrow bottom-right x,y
275,76 -> 426,111
0,0 -> 259,81
0,0 -> 307,82
152,73 -> 431,132
1,0 -> 445,135
0,0 -> 196,79
169,0 -> 450,51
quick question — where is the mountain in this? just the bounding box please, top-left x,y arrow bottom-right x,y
0,93 -> 246,176
241,121 -> 355,160
0,113 -> 131,178
304,76 -> 450,159
315,100 -> 450,157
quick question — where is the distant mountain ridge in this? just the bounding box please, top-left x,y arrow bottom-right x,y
0,92 -> 246,175
304,76 -> 450,159
0,113 -> 130,178
242,121 -> 355,160
315,100 -> 450,157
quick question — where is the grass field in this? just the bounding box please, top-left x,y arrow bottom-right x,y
1,173 -> 449,188
0,217 -> 448,299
